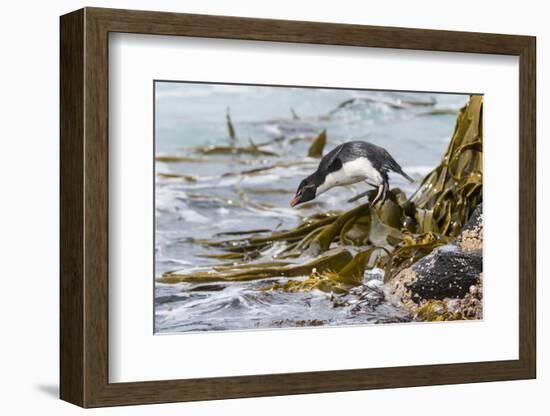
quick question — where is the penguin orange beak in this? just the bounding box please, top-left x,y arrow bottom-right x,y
290,195 -> 300,207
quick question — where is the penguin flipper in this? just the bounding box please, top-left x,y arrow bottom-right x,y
319,143 -> 345,173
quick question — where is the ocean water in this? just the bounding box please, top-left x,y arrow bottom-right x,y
154,82 -> 469,333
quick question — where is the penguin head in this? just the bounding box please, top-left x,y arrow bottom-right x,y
290,176 -> 318,207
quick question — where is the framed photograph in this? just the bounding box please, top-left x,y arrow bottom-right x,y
60,7 -> 536,407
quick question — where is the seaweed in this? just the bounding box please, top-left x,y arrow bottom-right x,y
307,129 -> 327,158
158,248 -> 354,283
414,300 -> 465,321
417,109 -> 459,117
157,172 -> 198,182
226,107 -> 236,140
222,161 -> 314,178
324,95 -> 436,118
191,143 -> 279,157
159,96 -> 483,293
155,155 -> 253,165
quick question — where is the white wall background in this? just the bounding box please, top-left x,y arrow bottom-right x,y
0,0 -> 546,414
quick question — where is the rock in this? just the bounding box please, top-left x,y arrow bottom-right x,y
459,273 -> 483,319
387,203 -> 483,319
459,203 -> 483,233
457,204 -> 483,252
408,245 -> 481,301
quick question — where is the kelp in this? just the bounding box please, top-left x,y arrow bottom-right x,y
159,96 -> 483,292
226,107 -> 236,140
414,300 -> 468,322
308,130 -> 327,158
157,172 -> 198,182
160,132 -> 279,159
214,229 -> 273,237
221,160 -> 314,178
417,109 -> 460,117
156,155 -> 253,165
191,142 -> 279,157
324,95 -> 436,118
156,155 -> 199,163
234,182 -> 278,212
158,248 -> 354,283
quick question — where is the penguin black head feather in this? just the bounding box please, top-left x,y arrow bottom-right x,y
290,176 -> 319,207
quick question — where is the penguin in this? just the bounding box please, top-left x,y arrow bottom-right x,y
290,140 -> 413,207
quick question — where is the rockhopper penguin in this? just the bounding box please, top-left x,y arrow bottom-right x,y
290,140 -> 414,207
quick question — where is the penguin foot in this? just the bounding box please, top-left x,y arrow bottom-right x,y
370,184 -> 385,206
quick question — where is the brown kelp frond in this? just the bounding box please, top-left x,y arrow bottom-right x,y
410,95 -> 483,235
259,246 -> 384,293
324,96 -> 436,118
221,161 -> 314,178
157,172 -> 198,182
190,143 -> 279,157
213,229 -> 273,237
234,182 -> 277,212
158,249 -> 354,283
226,107 -> 236,140
156,155 -> 253,165
200,212 -> 340,251
155,155 -> 202,163
417,108 -> 459,117
161,96 -> 483,292
260,270 -> 350,294
308,130 -> 327,158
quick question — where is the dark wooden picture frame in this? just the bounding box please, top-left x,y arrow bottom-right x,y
60,7 -> 536,408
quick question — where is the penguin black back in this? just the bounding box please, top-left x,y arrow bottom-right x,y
321,141 -> 413,183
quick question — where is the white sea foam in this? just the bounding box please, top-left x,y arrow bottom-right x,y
180,209 -> 209,223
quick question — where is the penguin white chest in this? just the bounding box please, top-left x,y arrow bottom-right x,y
317,157 -> 383,195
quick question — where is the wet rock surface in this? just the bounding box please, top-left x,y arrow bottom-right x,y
408,246 -> 481,301
388,204 -> 483,320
